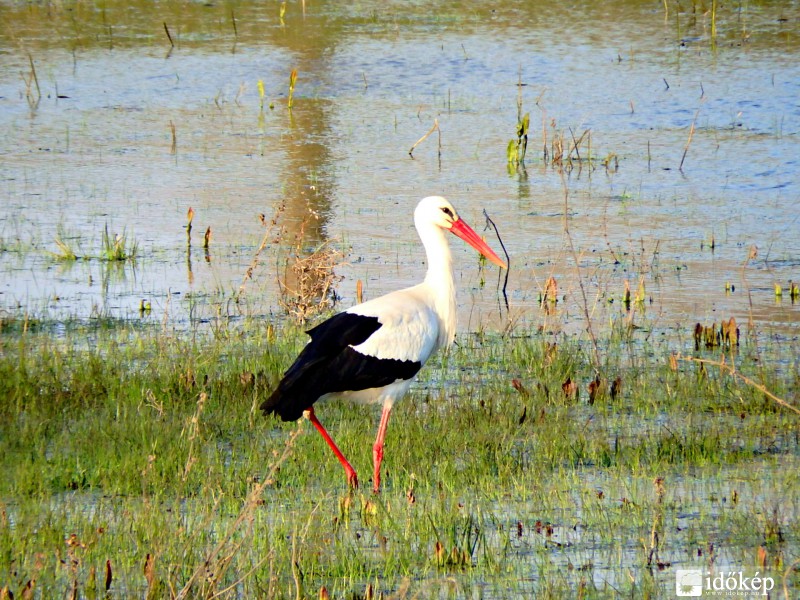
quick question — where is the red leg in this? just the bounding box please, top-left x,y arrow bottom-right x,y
304,407 -> 358,489
372,404 -> 393,493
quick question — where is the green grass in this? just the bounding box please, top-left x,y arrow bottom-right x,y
0,319 -> 798,598
48,225 -> 138,263
52,231 -> 80,261
101,225 -> 138,262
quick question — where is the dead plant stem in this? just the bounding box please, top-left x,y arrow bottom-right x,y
408,119 -> 440,157
291,526 -> 302,600
679,108 -> 700,171
175,425 -> 304,600
676,355 -> 800,416
560,171 -> 600,369
28,54 -> 41,101
163,22 -> 175,47
238,202 -> 285,300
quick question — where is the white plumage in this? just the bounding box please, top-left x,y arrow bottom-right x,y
261,196 -> 507,492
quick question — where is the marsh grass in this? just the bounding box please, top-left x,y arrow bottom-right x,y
52,235 -> 79,261
0,314 -> 797,598
52,225 -> 82,261
49,226 -> 138,263
2,204 -> 798,595
101,225 -> 138,262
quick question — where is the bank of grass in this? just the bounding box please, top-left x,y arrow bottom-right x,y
0,317 -> 798,598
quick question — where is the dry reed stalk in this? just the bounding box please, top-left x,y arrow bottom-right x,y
28,54 -> 41,102
541,109 -> 548,162
679,108 -> 700,171
175,425 -> 304,600
559,172 -> 601,369
209,552 -> 273,600
568,127 -> 589,162
551,129 -> 564,166
408,118 -> 440,157
675,354 -> 800,416
170,120 -> 177,154
288,68 -> 298,109
237,201 -> 286,301
181,392 -> 207,481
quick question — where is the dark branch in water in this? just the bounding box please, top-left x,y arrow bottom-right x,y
163,22 -> 175,48
483,209 -> 509,311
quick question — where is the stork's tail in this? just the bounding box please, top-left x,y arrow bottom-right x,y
260,387 -> 305,422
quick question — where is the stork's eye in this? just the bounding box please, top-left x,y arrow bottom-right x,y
441,207 -> 454,218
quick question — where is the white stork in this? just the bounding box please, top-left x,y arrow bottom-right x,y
261,196 -> 507,492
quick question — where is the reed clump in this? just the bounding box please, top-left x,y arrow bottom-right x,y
101,225 -> 138,262
50,225 -> 139,263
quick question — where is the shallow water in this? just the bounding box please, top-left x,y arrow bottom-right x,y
1,1 -> 799,340
3,6 -> 799,598
5,456 -> 793,598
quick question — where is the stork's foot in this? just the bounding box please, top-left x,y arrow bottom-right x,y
346,468 -> 359,490
371,467 -> 383,494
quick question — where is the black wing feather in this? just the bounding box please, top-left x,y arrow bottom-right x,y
261,312 -> 422,422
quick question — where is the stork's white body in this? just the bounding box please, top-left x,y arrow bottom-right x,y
261,196 -> 506,492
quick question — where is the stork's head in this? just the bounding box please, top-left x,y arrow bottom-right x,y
414,196 -> 507,269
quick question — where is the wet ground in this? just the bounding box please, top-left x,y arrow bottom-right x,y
1,1 -> 799,337
2,5 -> 800,596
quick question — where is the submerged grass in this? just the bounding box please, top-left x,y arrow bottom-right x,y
0,318 -> 798,598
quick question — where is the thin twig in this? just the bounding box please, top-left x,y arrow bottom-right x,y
741,244 -> 759,333
209,552 -> 272,599
408,119 -> 439,157
560,171 -> 601,369
238,202 -> 286,300
230,8 -> 238,38
679,108 -> 700,171
163,22 -> 175,47
28,54 -> 41,101
175,425 -> 304,599
568,127 -> 581,162
676,355 -> 800,416
291,525 -> 303,600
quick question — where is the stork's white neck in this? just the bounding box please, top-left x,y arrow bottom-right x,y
417,218 -> 457,349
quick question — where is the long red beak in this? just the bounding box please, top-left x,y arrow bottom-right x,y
450,218 -> 507,269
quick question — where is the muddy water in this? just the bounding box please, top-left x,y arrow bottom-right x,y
1,1 -> 799,339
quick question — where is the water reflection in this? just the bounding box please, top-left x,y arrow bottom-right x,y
268,14 -> 346,309
1,0 -> 799,336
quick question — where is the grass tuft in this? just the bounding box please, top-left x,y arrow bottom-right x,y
100,224 -> 138,262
